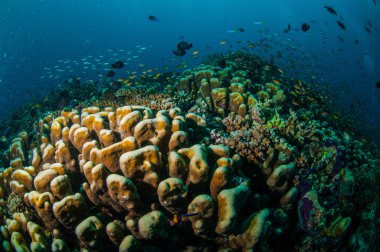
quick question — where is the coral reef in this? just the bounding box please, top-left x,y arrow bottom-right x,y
0,52 -> 378,251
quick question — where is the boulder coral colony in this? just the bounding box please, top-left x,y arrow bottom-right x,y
0,52 -> 378,251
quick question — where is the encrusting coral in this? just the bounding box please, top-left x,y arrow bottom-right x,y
0,52 -> 378,251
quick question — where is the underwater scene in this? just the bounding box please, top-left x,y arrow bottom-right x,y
0,0 -> 379,251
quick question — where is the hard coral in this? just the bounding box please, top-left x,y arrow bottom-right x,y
0,52 -> 378,251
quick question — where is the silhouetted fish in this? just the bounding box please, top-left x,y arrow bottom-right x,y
283,24 -> 291,33
338,36 -> 344,42
324,6 -> 337,15
111,60 -> 124,69
148,15 -> 160,21
376,81 -> 380,88
173,41 -> 192,56
365,27 -> 371,33
301,23 -> 310,32
106,70 -> 115,77
237,27 -> 245,32
336,20 -> 346,30
374,0 -> 377,5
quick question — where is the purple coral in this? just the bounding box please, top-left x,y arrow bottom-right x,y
297,190 -> 326,234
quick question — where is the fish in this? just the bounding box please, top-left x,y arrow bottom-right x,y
0,127 -> 10,141
181,212 -> 198,217
324,5 -> 337,15
254,21 -> 263,25
336,20 -> 346,30
247,42 -> 255,48
338,36 -> 344,42
331,114 -> 339,120
0,136 -> 7,143
173,41 -> 192,56
106,70 -> 115,77
301,23 -> 310,32
192,50 -> 200,55
219,40 -> 228,45
283,24 -> 291,33
365,27 -> 371,33
354,39 -> 359,44
237,27 -> 245,32
376,81 -> 380,88
148,15 -> 160,21
273,80 -> 281,85
374,0 -> 377,5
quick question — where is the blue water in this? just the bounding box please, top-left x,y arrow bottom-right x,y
0,0 -> 379,135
